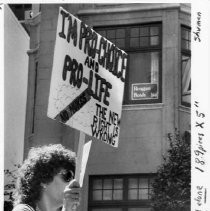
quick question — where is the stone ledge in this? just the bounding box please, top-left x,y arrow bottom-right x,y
78,3 -> 183,16
123,103 -> 164,111
179,105 -> 191,114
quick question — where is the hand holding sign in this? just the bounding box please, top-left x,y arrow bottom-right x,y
63,179 -> 80,211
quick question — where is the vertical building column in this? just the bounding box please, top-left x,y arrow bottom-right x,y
31,4 -> 76,149
24,13 -> 40,157
162,8 -> 179,154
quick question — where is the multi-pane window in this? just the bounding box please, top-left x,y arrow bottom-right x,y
130,25 -> 160,48
96,23 -> 162,104
92,178 -> 123,201
89,175 -> 155,211
181,26 -> 191,51
128,178 -> 153,200
181,26 -> 191,107
98,28 -> 126,50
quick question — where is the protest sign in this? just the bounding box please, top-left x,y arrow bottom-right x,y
48,7 -> 127,147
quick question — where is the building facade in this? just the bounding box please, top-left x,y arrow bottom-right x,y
24,3 -> 191,211
4,4 -> 29,185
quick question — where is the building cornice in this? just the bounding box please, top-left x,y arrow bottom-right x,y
77,3 -> 191,16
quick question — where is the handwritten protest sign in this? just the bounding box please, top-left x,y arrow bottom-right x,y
47,7 -> 127,147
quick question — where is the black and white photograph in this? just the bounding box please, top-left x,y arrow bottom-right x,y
2,1 -> 210,211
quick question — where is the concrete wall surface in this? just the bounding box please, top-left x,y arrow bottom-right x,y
4,4 -> 29,185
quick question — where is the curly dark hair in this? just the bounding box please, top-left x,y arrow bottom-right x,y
13,144 -> 76,209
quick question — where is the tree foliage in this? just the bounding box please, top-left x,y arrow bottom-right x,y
4,164 -> 20,211
151,130 -> 191,211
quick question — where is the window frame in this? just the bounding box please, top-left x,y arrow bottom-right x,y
124,49 -> 162,105
94,23 -> 162,105
88,174 -> 155,211
181,25 -> 191,107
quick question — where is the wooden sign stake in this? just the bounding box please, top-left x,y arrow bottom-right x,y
70,131 -> 86,211
75,131 -> 86,182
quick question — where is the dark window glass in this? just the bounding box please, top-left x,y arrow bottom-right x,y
181,55 -> 191,106
140,27 -> 149,36
116,38 -> 125,48
107,30 -> 115,39
9,4 -> 32,20
150,36 -> 159,45
130,38 -> 139,47
116,29 -> 125,38
150,27 -> 159,36
181,27 -> 191,51
181,26 -> 191,107
131,27 -> 139,37
140,37 -> 149,46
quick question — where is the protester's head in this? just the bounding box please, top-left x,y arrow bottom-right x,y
13,144 -> 76,208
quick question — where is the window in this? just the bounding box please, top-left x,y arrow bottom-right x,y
95,23 -> 162,104
9,4 -> 32,20
181,26 -> 191,107
89,175 -> 155,211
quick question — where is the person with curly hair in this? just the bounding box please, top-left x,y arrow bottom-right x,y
12,144 -> 81,211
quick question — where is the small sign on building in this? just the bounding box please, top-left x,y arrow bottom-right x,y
47,7 -> 128,147
131,83 -> 158,100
